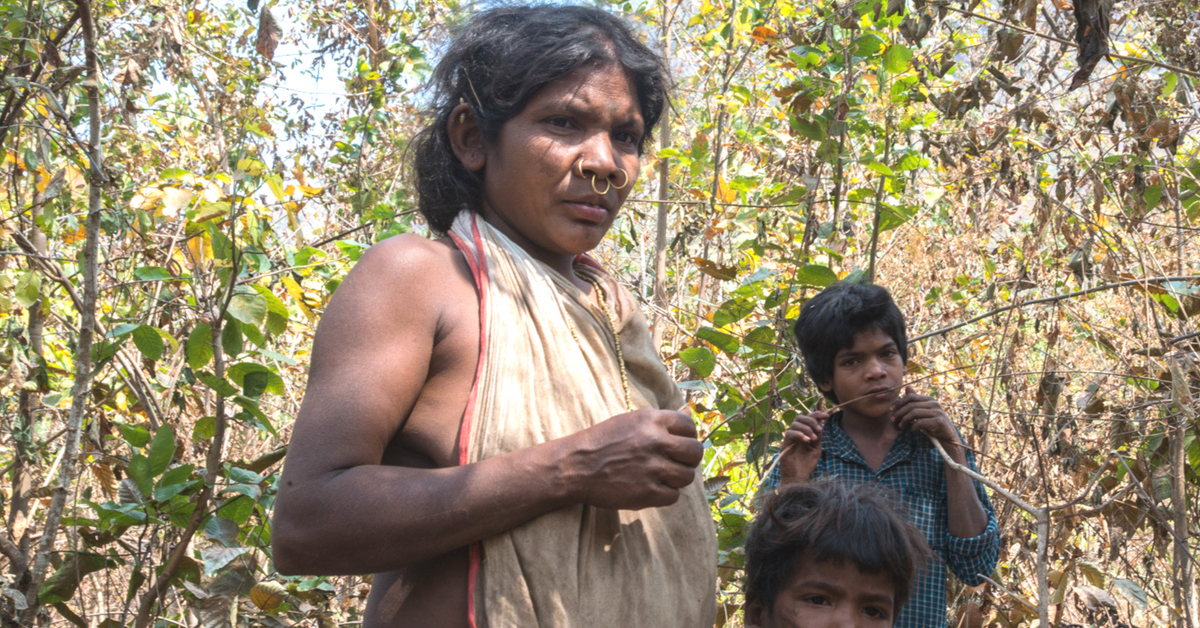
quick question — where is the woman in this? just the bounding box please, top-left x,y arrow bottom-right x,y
273,6 -> 717,628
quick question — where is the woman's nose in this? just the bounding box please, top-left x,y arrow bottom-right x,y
575,134 -> 619,181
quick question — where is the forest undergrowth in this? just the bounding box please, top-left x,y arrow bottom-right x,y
0,0 -> 1197,626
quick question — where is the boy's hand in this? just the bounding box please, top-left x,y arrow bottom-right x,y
891,385 -> 961,451
778,411 -> 827,485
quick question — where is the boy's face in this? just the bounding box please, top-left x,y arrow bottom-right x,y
818,327 -> 905,423
745,557 -> 897,628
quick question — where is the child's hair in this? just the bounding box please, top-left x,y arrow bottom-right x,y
744,479 -> 932,614
793,282 -> 908,402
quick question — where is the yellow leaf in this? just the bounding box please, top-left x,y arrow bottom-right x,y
282,276 -> 316,322
751,26 -> 778,43
34,166 -> 52,193
716,176 -> 736,204
62,223 -> 87,244
64,165 -> 86,192
187,230 -> 212,264
161,187 -> 194,217
149,118 -> 177,133
250,581 -> 287,611
130,187 -> 164,211
36,103 -> 48,117
297,185 -> 324,197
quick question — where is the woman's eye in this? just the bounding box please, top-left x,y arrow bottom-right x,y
547,117 -> 573,129
614,130 -> 640,145
802,595 -> 831,606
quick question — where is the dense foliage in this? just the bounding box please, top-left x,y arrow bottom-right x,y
0,0 -> 1197,626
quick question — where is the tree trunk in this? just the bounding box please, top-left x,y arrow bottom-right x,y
20,0 -> 102,620
651,1 -> 672,351
1170,355 -> 1197,628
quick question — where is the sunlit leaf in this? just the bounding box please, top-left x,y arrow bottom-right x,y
696,327 -> 740,354
147,424 -> 176,477
132,325 -> 165,361
680,347 -> 717,378
794,265 -> 838,287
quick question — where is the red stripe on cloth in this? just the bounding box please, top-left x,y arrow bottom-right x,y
448,215 -> 490,628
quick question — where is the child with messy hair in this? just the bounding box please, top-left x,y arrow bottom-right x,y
745,480 -> 932,628
764,281 -> 1000,627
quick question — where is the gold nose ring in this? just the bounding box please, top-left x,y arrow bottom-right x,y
611,168 -> 629,190
575,158 -> 586,179
591,175 -> 611,195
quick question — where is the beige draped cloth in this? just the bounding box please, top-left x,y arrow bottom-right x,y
448,213 -> 717,628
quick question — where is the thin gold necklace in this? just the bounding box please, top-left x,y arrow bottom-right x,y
579,274 -> 633,412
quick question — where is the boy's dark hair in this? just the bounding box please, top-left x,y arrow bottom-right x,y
744,479 -> 932,614
793,282 -> 908,402
410,5 -> 671,234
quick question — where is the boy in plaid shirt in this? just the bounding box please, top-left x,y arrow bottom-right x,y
763,282 -> 999,628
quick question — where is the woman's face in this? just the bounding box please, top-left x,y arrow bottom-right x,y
474,63 -> 644,273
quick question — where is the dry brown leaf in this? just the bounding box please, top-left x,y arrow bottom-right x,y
1069,0 -> 1112,90
255,7 -> 283,61
91,464 -> 118,501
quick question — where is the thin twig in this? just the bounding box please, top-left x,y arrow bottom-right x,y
911,276 -> 1200,342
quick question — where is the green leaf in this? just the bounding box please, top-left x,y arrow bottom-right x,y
242,370 -> 269,398
866,161 -> 895,177
883,43 -> 913,73
205,516 -> 241,547
218,495 -> 255,525
131,325 -> 164,361
222,318 -> 243,358
265,174 -> 286,201
107,323 -> 139,338
227,291 -> 267,326
853,33 -> 886,57
791,117 -> 827,141
39,553 -> 117,604
794,264 -> 838,287
211,229 -> 233,261
128,454 -> 152,497
696,327 -> 741,354
166,497 -> 197,530
233,395 -> 278,437
227,362 -> 283,396
253,285 -> 289,336
1144,184 -> 1163,210
194,416 -> 217,440
187,323 -> 213,370
680,347 -> 717,378
147,425 -> 176,477
197,373 -> 240,397
15,271 -> 41,308
117,423 -> 151,449
713,298 -> 755,327
154,464 -> 197,502
156,463 -> 195,489
133,266 -> 173,281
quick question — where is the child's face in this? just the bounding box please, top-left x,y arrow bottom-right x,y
818,327 -> 905,422
746,557 -> 897,628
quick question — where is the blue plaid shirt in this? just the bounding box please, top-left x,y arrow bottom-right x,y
763,413 -> 1000,628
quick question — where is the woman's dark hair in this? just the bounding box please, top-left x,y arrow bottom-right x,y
411,4 -> 671,234
744,479 -> 932,614
792,282 -> 909,402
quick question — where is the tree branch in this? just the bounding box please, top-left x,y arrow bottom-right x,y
911,275 -> 1200,342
